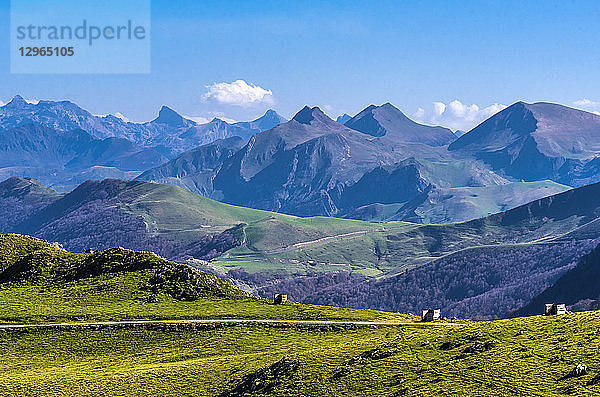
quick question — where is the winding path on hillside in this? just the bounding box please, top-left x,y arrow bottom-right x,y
0,318 -> 463,329
263,229 -> 386,254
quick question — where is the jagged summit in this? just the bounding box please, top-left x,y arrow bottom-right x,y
5,95 -> 29,108
336,113 -> 352,125
291,106 -> 335,125
262,109 -> 278,117
292,106 -> 320,124
228,109 -> 287,135
153,106 -> 188,127
253,109 -> 287,129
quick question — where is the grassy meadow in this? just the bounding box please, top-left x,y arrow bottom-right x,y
1,312 -> 600,396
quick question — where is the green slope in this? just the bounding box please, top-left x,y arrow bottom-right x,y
389,180 -> 571,224
1,311 -> 600,396
7,177 -> 600,280
12,178 -> 388,258
0,234 -> 411,324
1,233 -> 600,396
213,181 -> 600,276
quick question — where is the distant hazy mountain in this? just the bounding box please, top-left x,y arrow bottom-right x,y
449,101 -> 600,186
145,108 -> 287,156
66,137 -> 168,171
336,114 -> 352,124
0,96 -> 286,156
137,137 -> 246,197
345,103 -> 456,146
0,95 -> 116,138
233,109 -> 287,132
0,123 -> 167,190
178,119 -> 252,145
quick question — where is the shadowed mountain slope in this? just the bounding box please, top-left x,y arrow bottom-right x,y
449,101 -> 600,185
515,242 -> 600,316
137,137 -> 246,197
0,123 -> 167,190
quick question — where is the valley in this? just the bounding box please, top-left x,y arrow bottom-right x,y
1,176 -> 600,319
3,95 -> 600,332
4,2 -> 599,395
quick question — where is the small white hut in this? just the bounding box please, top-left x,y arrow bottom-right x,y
544,303 -> 567,315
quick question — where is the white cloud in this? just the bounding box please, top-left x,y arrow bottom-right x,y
202,79 -> 274,106
573,99 -> 600,115
573,98 -> 600,107
433,102 -> 446,117
321,104 -> 333,113
413,100 -> 506,131
94,112 -> 133,123
414,107 -> 425,119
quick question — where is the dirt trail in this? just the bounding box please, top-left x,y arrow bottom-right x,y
264,229 -> 385,254
0,318 -> 463,329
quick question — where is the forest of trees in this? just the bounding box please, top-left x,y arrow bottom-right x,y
252,240 -> 598,319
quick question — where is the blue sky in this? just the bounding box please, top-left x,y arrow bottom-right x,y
1,0 -> 600,130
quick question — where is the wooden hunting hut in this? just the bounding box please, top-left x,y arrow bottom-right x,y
421,309 -> 441,322
274,294 -> 288,305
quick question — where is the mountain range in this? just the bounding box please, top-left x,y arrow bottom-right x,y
0,96 -> 600,223
0,96 -> 286,190
0,123 -> 167,191
344,102 -> 456,146
0,95 -> 286,156
3,95 -> 600,225
140,101 -> 590,221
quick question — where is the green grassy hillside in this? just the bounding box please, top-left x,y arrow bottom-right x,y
11,178 -> 388,261
2,235 -> 600,396
5,178 -> 600,318
390,180 -> 570,224
0,234 -> 411,324
211,181 -> 600,277
7,178 -> 600,279
1,311 -> 600,396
